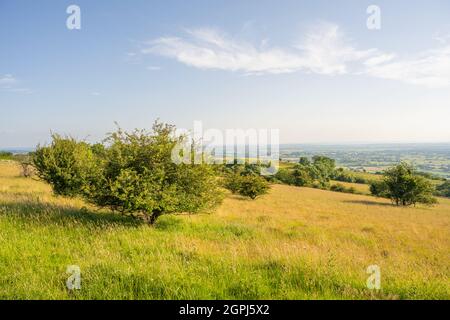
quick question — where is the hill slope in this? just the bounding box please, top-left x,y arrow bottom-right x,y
0,161 -> 449,299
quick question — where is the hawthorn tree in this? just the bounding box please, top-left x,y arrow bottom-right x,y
223,165 -> 269,200
237,174 -> 269,199
370,162 -> 437,206
33,135 -> 98,196
33,121 -> 223,224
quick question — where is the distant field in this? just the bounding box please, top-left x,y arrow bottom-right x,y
280,143 -> 450,179
0,161 -> 449,299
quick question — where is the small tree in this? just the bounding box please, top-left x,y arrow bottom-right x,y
436,181 -> 450,198
223,172 -> 242,194
274,168 -> 295,185
33,135 -> 98,196
236,174 -> 269,199
369,180 -> 389,197
298,156 -> 311,166
372,162 -> 437,206
291,165 -> 315,187
223,171 -> 269,199
312,155 -> 336,184
33,122 -> 223,225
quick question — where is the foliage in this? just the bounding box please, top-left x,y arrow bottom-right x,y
291,164 -> 317,187
330,183 -> 357,194
371,162 -> 437,206
0,151 -> 13,160
33,122 -> 223,224
1,161 -> 450,299
223,166 -> 269,199
435,181 -> 450,198
223,172 -> 243,194
369,180 -> 389,197
298,156 -> 311,166
312,155 -> 336,182
275,155 -> 336,189
236,174 -> 269,199
274,168 -> 295,185
332,168 -> 356,183
33,135 -> 98,197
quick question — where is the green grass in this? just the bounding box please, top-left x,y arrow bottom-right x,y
0,161 -> 449,299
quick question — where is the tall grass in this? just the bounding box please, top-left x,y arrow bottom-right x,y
0,161 -> 449,299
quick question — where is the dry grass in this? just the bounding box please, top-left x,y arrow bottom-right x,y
0,161 -> 449,299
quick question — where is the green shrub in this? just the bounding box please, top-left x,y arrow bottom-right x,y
223,172 -> 269,199
435,181 -> 450,198
33,135 -> 98,197
223,172 -> 242,194
330,183 -> 356,194
370,180 -> 389,198
33,122 -> 223,224
274,168 -> 295,185
0,151 -> 13,160
237,175 -> 269,199
370,162 -> 437,206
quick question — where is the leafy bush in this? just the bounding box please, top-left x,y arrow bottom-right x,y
354,177 -> 368,184
223,171 -> 269,199
33,122 -> 223,224
330,183 -> 357,194
237,175 -> 269,199
333,168 -> 356,183
370,162 -> 437,206
435,181 -> 450,198
274,168 -> 295,185
369,180 -> 389,197
312,156 -> 335,183
33,135 -> 98,197
275,156 -> 336,189
223,172 -> 243,194
0,151 -> 13,160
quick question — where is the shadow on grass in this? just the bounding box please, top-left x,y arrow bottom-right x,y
343,200 -> 394,207
0,199 -> 143,229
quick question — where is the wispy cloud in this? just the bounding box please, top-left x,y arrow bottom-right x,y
0,74 -> 33,94
364,46 -> 450,88
144,23 -> 374,75
143,23 -> 450,88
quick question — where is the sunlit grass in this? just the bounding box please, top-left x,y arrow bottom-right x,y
0,161 -> 448,299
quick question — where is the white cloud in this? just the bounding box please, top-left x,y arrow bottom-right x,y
364,46 -> 450,88
143,23 -> 450,88
363,54 -> 396,67
144,23 -> 374,76
0,74 -> 33,94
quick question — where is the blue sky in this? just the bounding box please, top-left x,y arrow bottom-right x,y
1,0 -> 450,147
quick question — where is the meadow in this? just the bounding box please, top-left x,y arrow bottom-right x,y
0,161 -> 449,299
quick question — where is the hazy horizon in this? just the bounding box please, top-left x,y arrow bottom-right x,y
3,141 -> 450,152
2,0 -> 450,147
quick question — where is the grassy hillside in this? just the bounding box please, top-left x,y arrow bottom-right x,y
0,161 -> 449,299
